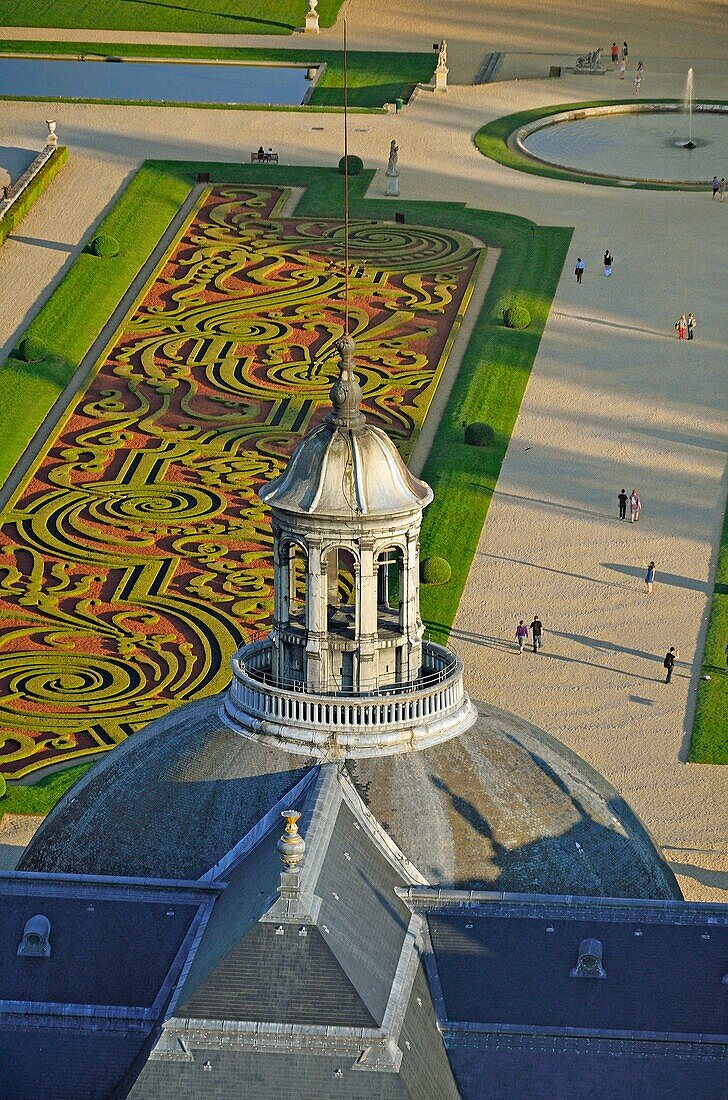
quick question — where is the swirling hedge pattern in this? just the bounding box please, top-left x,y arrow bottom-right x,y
0,186 -> 480,776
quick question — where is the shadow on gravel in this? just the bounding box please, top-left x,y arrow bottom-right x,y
602,562 -> 708,592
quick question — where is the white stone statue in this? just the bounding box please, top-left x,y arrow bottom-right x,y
386,140 -> 399,177
436,39 -> 448,71
45,120 -> 58,148
305,0 -> 319,33
434,39 -> 449,91
385,140 -> 400,196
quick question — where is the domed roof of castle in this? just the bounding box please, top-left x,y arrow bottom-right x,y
260,336 -> 432,519
18,694 -> 681,902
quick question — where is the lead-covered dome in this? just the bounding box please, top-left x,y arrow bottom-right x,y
260,336 -> 432,518
18,695 -> 681,901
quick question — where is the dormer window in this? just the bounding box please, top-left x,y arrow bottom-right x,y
17,914 -> 51,958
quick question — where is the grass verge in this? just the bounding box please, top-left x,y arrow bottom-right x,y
689,500 -> 728,763
0,763 -> 91,823
0,41 -> 433,109
0,0 -> 344,35
474,100 -> 727,191
0,163 -> 566,802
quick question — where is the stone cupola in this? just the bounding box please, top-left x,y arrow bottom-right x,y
224,337 -> 476,757
260,335 -> 432,695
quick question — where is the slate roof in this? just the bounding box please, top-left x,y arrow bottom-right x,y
131,1049 -> 413,1099
428,911 -> 728,1034
0,1029 -> 155,1100
20,695 -> 317,880
0,892 -> 199,1007
0,871 -> 220,1100
401,889 -> 728,1100
346,703 -> 681,899
445,1039 -> 727,1100
130,764 -> 460,1099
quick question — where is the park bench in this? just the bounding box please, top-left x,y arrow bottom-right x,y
250,152 -> 279,163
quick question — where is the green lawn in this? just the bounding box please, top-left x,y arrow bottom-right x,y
474,101 -> 725,191
0,163 -> 567,805
689,501 -> 728,763
0,40 -> 433,109
0,0 -> 344,35
0,763 -> 91,823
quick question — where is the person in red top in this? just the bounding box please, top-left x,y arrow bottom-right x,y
611,43 -> 619,63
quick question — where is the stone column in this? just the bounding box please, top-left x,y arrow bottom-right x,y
357,539 -> 378,691
304,538 -> 326,691
402,527 -> 423,679
271,527 -> 285,680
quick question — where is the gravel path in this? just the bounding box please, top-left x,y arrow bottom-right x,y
0,33 -> 725,897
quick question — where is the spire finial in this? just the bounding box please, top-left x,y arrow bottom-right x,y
277,809 -> 306,868
327,335 -> 366,427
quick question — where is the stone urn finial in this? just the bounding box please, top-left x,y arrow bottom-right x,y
305,0 -> 320,33
327,336 -> 366,428
277,810 -> 306,868
45,120 -> 58,148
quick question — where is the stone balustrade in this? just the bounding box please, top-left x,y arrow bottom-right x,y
222,638 -> 476,756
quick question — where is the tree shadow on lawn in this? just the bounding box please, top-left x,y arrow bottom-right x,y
122,0 -> 296,31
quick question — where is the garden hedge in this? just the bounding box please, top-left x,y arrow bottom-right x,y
0,146 -> 68,248
338,155 -> 364,175
464,422 -> 495,447
18,336 -> 51,363
90,233 -> 120,257
503,304 -> 531,329
421,556 -> 452,586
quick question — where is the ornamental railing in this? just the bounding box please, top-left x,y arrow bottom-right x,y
224,638 -> 473,753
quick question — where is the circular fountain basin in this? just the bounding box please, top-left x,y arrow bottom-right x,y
516,103 -> 727,184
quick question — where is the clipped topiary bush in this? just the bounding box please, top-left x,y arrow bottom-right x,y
464,421 -> 495,447
90,233 -> 120,258
502,304 -> 531,329
18,335 -> 51,363
420,556 -> 451,586
338,155 -> 364,176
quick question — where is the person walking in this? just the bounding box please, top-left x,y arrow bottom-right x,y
622,42 -> 629,61
663,646 -> 679,684
603,249 -> 613,275
719,178 -> 726,202
712,176 -> 719,198
687,312 -> 697,340
530,615 -> 544,653
619,58 -> 626,79
633,73 -> 642,95
630,489 -> 642,523
611,42 -> 619,63
675,314 -> 687,339
644,560 -> 656,594
637,59 -> 644,75
575,257 -> 585,283
618,488 -> 628,520
516,620 -> 529,654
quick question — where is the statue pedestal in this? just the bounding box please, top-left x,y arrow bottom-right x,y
305,11 -> 319,31
385,174 -> 400,197
434,65 -> 448,92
